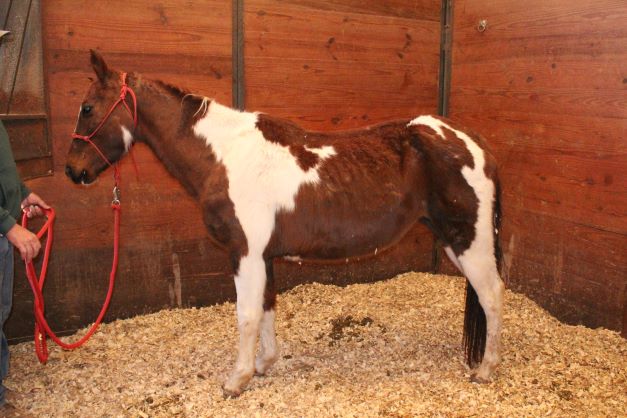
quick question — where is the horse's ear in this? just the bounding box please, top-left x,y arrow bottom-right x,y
90,49 -> 112,83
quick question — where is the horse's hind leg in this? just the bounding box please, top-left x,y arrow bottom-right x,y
423,188 -> 503,382
223,255 -> 266,397
255,260 -> 279,376
456,249 -> 504,383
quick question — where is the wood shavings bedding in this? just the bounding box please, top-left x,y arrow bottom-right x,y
6,272 -> 626,417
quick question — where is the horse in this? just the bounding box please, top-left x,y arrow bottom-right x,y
65,50 -> 505,397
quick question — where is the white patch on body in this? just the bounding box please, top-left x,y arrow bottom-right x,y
444,246 -> 463,272
193,100 -> 335,257
408,115 -> 503,380
283,255 -> 302,262
408,115 -> 495,267
121,126 -> 134,152
306,145 -> 337,159
193,100 -> 336,394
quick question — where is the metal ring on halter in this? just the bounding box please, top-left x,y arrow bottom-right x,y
112,186 -> 121,206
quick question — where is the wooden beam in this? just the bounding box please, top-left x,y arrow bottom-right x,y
232,0 -> 245,109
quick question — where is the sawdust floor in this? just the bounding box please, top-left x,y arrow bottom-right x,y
6,272 -> 627,417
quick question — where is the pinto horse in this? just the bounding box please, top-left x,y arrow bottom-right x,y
66,51 -> 504,397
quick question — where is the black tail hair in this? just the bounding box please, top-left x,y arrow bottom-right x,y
463,282 -> 487,367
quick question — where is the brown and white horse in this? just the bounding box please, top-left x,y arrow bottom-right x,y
66,51 -> 504,397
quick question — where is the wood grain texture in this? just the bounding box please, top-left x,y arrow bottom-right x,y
245,0 -> 440,130
261,0 -> 441,21
6,0 -> 234,341
449,0 -> 627,331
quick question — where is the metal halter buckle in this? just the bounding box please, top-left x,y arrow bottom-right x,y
112,186 -> 121,205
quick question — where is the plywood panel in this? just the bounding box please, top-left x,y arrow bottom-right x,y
42,1 -> 231,56
449,0 -> 627,331
265,0 -> 441,21
245,0 -> 440,130
6,0 -> 234,342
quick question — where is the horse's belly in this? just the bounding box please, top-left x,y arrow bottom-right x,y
269,186 -> 424,259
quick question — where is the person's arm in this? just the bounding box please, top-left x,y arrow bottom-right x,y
0,205 -> 41,263
5,223 -> 40,263
0,205 -> 17,236
20,191 -> 50,218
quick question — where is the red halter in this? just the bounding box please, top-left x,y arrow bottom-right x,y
24,75 -> 138,363
71,72 -> 139,187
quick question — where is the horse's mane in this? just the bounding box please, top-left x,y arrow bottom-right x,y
154,79 -> 191,98
148,78 -> 210,119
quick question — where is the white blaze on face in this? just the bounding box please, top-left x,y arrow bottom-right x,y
408,115 -> 496,267
121,126 -> 134,152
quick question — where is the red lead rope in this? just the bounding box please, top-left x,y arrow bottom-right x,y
21,71 -> 135,363
22,203 -> 120,364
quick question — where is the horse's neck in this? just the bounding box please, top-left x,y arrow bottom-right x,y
133,80 -> 216,198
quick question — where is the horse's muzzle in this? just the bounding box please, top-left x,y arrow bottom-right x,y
65,165 -> 89,184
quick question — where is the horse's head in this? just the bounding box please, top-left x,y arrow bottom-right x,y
65,50 -> 136,184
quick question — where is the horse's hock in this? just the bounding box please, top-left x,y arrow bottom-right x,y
6,272 -> 626,417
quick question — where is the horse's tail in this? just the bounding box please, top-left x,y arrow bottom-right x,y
463,281 -> 486,367
463,175 -> 500,367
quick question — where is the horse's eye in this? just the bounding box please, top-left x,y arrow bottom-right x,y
82,105 -> 93,116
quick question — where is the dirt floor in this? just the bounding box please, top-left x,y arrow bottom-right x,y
6,272 -> 627,417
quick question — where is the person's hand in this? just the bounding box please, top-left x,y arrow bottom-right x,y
6,223 -> 41,263
21,192 -> 50,218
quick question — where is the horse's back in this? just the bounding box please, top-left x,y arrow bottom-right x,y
263,117 -> 430,259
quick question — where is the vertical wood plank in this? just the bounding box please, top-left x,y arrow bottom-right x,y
10,0 -> 46,115
0,0 -> 31,113
232,0 -> 245,109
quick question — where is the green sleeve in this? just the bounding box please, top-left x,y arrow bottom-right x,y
20,182 -> 31,201
0,206 -> 16,235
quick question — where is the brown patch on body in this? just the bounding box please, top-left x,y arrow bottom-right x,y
409,119 -> 480,256
264,120 -> 428,260
256,114 -> 321,171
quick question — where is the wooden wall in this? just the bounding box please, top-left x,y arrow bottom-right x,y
245,0 -> 441,129
7,1 -> 442,341
448,0 -> 627,331
9,0 -> 622,342
7,0 -> 234,341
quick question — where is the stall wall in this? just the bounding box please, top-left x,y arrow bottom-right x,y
448,0 -> 626,331
7,0 -> 442,341
7,0 -> 233,341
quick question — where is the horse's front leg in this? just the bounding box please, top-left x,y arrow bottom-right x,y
223,255 -> 266,397
255,260 -> 279,375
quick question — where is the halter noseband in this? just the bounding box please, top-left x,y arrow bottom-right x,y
72,72 -> 138,168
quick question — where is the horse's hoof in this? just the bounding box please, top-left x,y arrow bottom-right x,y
254,370 -> 266,377
470,373 -> 491,384
222,386 -> 242,399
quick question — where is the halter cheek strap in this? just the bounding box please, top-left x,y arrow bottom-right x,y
71,72 -> 138,168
